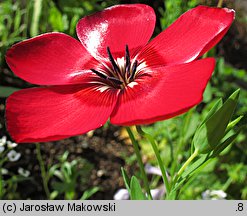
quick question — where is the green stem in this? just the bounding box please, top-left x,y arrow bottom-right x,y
136,126 -> 170,195
172,149 -> 199,187
177,149 -> 198,177
126,127 -> 152,200
30,0 -> 42,37
171,111 -> 192,176
217,0 -> 224,7
36,143 -> 50,199
166,125 -> 174,162
222,178 -> 232,191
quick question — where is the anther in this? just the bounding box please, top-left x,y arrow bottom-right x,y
90,69 -> 107,79
107,47 -> 120,74
125,45 -> 130,75
129,60 -> 138,81
108,77 -> 123,85
90,69 -> 123,85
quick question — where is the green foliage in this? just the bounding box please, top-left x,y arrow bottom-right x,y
121,167 -> 131,192
48,151 -> 97,200
193,89 -> 240,154
130,176 -> 147,200
0,1 -> 27,65
141,85 -> 245,199
159,0 -> 198,29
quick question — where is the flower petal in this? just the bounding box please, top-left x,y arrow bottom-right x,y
76,4 -> 155,59
6,33 -> 99,85
138,6 -> 234,66
6,84 -> 119,143
110,58 -> 215,125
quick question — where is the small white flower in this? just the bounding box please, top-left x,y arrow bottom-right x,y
210,190 -> 227,199
202,190 -> 227,200
145,163 -> 162,176
0,145 -> 5,154
114,189 -> 129,200
114,187 -> 166,200
18,167 -> 30,177
1,168 -> 8,175
150,187 -> 166,200
7,141 -> 18,149
0,136 -> 7,146
7,150 -> 21,162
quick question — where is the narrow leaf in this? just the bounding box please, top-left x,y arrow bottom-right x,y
193,89 -> 240,154
200,98 -> 223,126
211,132 -> 239,157
181,154 -> 209,179
80,187 -> 100,200
130,176 -> 146,200
225,116 -> 243,134
121,167 -> 130,192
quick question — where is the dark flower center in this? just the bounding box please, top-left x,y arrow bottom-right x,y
90,45 -> 139,89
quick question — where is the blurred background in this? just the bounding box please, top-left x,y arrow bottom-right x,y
0,0 -> 246,200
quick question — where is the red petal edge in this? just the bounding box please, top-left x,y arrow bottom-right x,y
138,6 -> 234,66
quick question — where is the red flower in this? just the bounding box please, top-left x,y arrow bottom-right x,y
5,4 -> 234,143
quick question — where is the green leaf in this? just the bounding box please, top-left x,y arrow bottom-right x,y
130,176 -> 146,200
50,191 -> 59,200
53,170 -> 64,181
193,89 -> 240,154
52,181 -> 67,193
48,164 -> 59,178
211,132 -> 239,157
121,167 -> 130,192
200,98 -> 223,126
225,116 -> 243,134
203,83 -> 212,103
60,151 -> 69,162
0,86 -> 20,97
80,187 -> 100,200
65,190 -> 75,200
181,154 -> 209,179
49,6 -> 65,31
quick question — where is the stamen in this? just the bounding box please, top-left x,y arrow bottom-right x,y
90,69 -> 123,85
108,77 -> 123,85
125,45 -> 130,75
92,45 -> 139,88
129,60 -> 138,81
107,46 -> 120,73
90,69 -> 107,79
